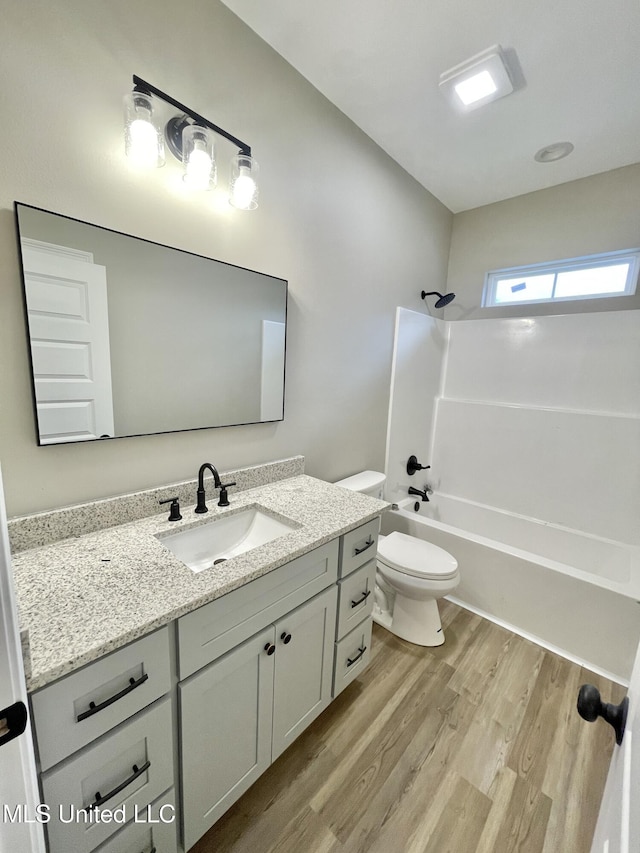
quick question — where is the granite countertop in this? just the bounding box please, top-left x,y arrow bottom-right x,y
12,475 -> 388,692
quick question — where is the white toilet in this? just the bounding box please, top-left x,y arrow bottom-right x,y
335,470 -> 459,647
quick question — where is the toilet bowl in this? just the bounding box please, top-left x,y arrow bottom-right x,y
375,531 -> 459,646
335,470 -> 459,646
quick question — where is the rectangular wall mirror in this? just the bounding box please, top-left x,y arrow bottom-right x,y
15,203 -> 287,445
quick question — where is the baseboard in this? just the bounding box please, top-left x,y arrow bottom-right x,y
446,595 -> 629,687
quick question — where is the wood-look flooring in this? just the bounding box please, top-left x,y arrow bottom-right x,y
191,601 -> 625,853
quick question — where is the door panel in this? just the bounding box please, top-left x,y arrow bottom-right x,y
179,626 -> 275,850
21,243 -> 114,443
272,587 -> 337,760
590,640 -> 639,852
0,464 -> 45,852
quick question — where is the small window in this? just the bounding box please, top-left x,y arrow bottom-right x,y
483,249 -> 640,307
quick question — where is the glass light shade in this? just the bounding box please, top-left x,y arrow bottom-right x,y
123,91 -> 165,168
182,124 -> 216,190
229,154 -> 259,210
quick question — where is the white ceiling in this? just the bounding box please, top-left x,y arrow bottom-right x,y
221,0 -> 640,212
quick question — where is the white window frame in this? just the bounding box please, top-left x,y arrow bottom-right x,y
483,249 -> 640,307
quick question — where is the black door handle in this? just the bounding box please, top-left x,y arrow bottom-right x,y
577,684 -> 629,745
0,701 -> 27,748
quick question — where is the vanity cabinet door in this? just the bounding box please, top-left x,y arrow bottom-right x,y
271,586 -> 337,761
179,625 -> 275,851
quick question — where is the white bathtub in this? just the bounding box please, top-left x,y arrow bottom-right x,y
382,495 -> 640,682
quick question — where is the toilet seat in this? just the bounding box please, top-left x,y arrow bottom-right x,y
377,532 -> 458,580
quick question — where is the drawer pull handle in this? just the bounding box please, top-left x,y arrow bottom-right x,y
264,643 -> 276,656
347,646 -> 367,667
351,590 -> 371,608
354,538 -> 374,556
90,760 -> 151,810
77,673 -> 149,722
280,632 -> 292,644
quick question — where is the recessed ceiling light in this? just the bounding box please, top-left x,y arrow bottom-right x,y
454,70 -> 497,106
534,141 -> 574,162
439,45 -> 514,110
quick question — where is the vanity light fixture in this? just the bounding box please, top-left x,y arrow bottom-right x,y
123,76 -> 258,209
439,45 -> 514,110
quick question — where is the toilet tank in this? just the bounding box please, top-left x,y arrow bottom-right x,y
334,470 -> 386,499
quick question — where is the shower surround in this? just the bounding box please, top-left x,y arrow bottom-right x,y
385,307 -> 640,680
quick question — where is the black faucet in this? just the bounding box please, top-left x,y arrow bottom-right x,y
408,485 -> 432,502
195,463 -> 236,512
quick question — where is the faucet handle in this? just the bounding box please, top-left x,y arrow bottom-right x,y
159,497 -> 182,522
217,481 -> 236,508
407,455 -> 431,476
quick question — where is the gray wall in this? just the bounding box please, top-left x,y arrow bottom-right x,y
0,0 -> 452,516
445,163 -> 640,319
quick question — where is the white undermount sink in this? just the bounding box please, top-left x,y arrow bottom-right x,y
158,506 -> 298,573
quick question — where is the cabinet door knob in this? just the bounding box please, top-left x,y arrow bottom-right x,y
264,643 -> 276,656
280,632 -> 292,644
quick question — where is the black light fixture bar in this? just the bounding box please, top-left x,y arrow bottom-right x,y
132,75 -> 251,157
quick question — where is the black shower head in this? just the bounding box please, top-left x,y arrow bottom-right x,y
421,290 -> 456,309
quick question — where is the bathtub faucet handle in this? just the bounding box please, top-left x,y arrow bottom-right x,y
407,455 -> 431,476
408,486 -> 431,502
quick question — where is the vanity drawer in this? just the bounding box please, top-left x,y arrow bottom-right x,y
42,697 -> 174,853
92,788 -> 178,853
32,627 -> 171,771
338,518 -> 380,578
333,619 -> 373,697
336,559 -> 376,640
178,539 -> 338,678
